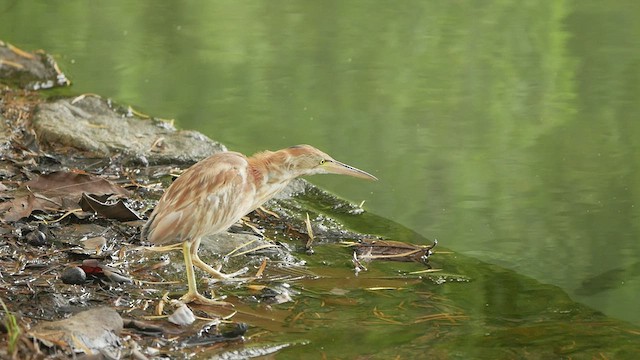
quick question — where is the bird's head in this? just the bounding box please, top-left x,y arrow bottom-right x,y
277,144 -> 378,180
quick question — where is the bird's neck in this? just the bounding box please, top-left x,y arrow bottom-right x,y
247,150 -> 296,186
245,150 -> 296,210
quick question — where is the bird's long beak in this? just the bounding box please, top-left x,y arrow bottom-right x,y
323,160 -> 378,181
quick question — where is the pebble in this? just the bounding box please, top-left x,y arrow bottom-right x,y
168,304 -> 196,326
61,267 -> 87,285
25,230 -> 47,246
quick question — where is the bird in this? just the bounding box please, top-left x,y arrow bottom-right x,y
141,144 -> 377,305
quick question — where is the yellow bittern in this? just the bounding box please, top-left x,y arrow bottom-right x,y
141,145 -> 377,304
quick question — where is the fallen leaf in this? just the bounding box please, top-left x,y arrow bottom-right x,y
1,171 -> 131,221
25,171 -> 130,198
2,194 -> 35,221
79,193 -> 142,221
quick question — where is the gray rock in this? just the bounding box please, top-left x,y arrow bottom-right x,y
32,96 -> 226,165
29,307 -> 123,355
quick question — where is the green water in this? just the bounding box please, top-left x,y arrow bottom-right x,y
3,0 -> 640,357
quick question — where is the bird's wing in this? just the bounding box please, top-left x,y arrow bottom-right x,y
142,152 -> 255,245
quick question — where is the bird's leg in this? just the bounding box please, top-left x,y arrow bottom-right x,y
190,238 -> 250,280
179,240 -> 230,306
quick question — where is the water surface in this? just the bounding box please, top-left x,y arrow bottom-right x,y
2,0 -> 639,357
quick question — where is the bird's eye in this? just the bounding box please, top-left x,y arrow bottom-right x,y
319,159 -> 326,165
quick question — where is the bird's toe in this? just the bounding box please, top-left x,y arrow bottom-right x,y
180,291 -> 233,307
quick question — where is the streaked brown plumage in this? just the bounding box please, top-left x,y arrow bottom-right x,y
141,145 -> 377,304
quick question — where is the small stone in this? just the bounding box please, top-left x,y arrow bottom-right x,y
25,230 -> 47,246
61,267 -> 87,285
168,304 -> 196,326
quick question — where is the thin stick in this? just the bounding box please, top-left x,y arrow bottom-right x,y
254,258 -> 268,278
230,244 -> 278,257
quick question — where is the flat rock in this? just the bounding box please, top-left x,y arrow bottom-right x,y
32,95 -> 226,164
29,307 -> 123,355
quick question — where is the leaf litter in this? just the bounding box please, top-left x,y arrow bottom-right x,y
1,171 -> 132,221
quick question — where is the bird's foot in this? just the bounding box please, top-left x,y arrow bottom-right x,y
192,260 -> 254,282
209,267 -> 256,284
179,290 -> 233,307
221,266 -> 250,279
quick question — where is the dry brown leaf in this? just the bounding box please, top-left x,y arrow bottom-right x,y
79,193 -> 142,221
25,171 -> 130,197
2,171 -> 131,221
